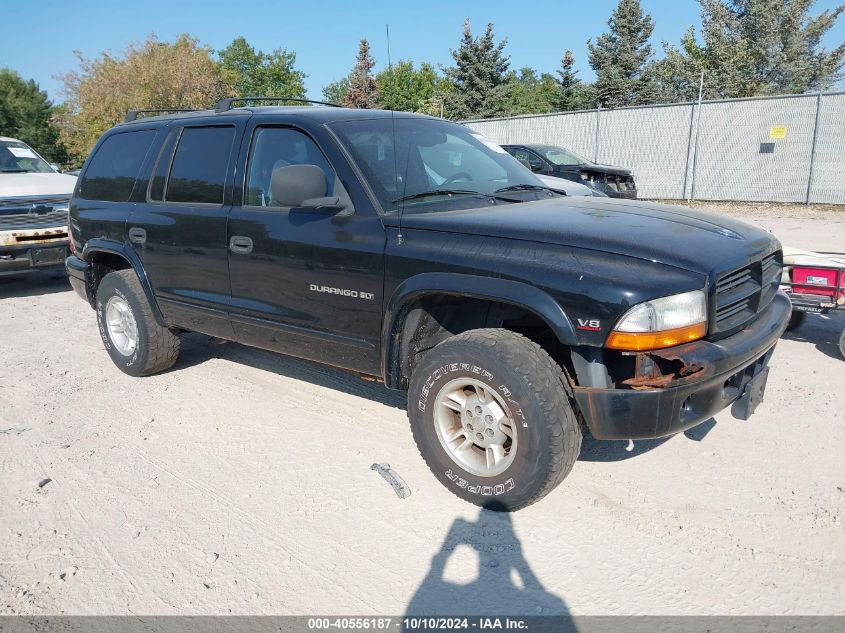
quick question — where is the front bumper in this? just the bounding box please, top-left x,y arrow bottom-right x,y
574,291 -> 791,439
0,240 -> 68,273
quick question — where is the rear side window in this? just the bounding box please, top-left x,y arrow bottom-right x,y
79,130 -> 156,202
165,126 -> 235,205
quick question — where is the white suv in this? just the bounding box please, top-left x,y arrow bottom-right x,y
0,136 -> 76,274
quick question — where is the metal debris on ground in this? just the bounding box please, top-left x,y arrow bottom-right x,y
38,478 -> 52,488
370,463 -> 411,499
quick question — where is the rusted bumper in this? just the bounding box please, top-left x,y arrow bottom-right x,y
0,234 -> 68,273
574,291 -> 791,439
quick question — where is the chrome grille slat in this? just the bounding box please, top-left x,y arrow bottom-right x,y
0,211 -> 68,229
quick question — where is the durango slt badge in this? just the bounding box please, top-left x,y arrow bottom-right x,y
309,284 -> 375,300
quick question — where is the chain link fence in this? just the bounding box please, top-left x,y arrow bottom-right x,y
464,92 -> 845,204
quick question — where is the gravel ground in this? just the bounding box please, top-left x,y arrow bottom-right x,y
1,212 -> 843,616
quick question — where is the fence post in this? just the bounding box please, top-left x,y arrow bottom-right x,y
593,105 -> 601,162
689,71 -> 705,201
682,103 -> 696,200
805,92 -> 823,205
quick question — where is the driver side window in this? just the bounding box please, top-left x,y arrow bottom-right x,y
245,127 -> 336,207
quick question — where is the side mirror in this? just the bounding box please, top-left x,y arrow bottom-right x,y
50,163 -> 60,172
529,161 -> 545,173
270,164 -> 328,207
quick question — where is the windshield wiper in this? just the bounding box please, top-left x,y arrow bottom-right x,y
494,183 -> 556,193
391,188 -> 483,204
0,168 -> 31,173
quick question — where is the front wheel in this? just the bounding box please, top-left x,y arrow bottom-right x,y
96,270 -> 180,377
408,329 -> 582,511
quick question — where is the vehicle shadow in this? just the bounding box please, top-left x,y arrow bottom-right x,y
404,502 -> 575,629
782,312 -> 844,361
175,333 -> 407,410
0,268 -> 69,299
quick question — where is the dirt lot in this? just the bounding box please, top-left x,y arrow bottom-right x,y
1,209 -> 844,616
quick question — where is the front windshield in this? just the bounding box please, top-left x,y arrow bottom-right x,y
542,147 -> 589,166
0,140 -> 54,173
330,118 -> 551,213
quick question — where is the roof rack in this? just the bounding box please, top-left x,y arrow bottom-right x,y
214,96 -> 342,113
124,108 -> 202,123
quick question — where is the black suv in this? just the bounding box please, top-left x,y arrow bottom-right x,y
66,99 -> 790,510
502,143 -> 637,198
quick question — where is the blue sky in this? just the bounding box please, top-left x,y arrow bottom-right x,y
4,0 -> 844,103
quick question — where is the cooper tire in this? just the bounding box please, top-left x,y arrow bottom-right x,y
96,270 -> 180,377
785,311 -> 806,332
408,328 -> 581,511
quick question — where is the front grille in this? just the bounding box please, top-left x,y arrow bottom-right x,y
0,210 -> 68,230
714,251 -> 781,333
0,195 -> 70,209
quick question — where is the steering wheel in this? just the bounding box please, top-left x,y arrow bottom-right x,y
441,171 -> 473,186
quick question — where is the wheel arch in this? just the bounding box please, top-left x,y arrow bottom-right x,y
381,273 -> 578,389
82,239 -> 166,326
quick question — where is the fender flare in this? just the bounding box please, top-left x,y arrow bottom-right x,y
381,272 -> 578,388
82,239 -> 167,327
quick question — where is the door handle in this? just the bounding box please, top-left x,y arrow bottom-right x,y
229,235 -> 253,255
128,227 -> 146,244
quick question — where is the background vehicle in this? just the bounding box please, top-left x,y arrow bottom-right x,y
502,143 -> 636,198
781,247 -> 845,358
66,101 -> 788,510
0,136 -> 76,274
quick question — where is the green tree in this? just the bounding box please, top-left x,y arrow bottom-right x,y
375,60 -> 439,112
344,39 -> 378,108
56,34 -> 231,159
443,20 -> 511,119
217,36 -> 306,100
588,0 -> 656,107
0,68 -> 67,163
502,68 -> 556,115
657,0 -> 845,101
322,77 -> 350,105
556,51 -> 584,110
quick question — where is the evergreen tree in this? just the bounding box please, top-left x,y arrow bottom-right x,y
0,68 -> 67,163
344,39 -> 378,109
588,0 -> 656,107
442,20 -> 510,119
657,0 -> 845,101
556,51 -> 582,110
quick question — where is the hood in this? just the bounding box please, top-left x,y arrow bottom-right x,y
387,197 -> 779,276
577,163 -> 631,177
537,174 -> 597,197
0,172 -> 77,197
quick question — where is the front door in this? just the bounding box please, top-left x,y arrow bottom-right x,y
226,123 -> 386,374
128,121 -> 241,339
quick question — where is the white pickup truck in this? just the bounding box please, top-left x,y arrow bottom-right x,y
0,136 -> 76,274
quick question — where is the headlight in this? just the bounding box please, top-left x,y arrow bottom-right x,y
606,290 -> 707,351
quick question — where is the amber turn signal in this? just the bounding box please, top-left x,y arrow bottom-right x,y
605,322 -> 707,351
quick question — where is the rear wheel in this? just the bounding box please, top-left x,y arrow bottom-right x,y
96,270 -> 180,376
785,311 -> 806,332
408,328 -> 581,511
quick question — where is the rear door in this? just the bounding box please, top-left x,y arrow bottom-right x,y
129,119 -> 244,338
226,119 -> 386,374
